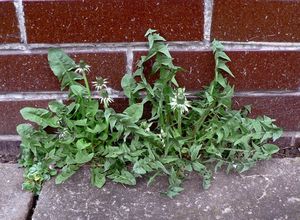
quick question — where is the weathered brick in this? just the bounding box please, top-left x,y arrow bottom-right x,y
0,100 -> 50,135
234,96 -> 300,131
211,0 -> 300,42
23,0 -> 204,43
133,51 -> 300,91
0,140 -> 20,158
0,52 -> 126,92
0,1 -> 19,43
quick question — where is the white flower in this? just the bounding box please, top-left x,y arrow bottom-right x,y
100,97 -> 114,108
48,164 -> 55,170
57,128 -> 70,140
99,90 -> 114,108
169,88 -> 191,114
157,129 -> 166,147
92,76 -> 108,91
75,61 -> 91,75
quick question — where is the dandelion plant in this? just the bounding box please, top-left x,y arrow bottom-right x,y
17,30 -> 282,197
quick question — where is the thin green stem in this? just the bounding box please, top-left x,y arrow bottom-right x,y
178,110 -> 182,135
83,72 -> 91,100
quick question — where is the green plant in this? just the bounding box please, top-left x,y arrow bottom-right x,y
17,30 -> 282,197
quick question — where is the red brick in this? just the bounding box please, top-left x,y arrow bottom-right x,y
211,0 -> 300,42
0,100 -> 50,135
0,52 -> 126,92
133,51 -> 300,91
0,141 -> 20,157
107,98 -> 129,113
234,96 -> 300,131
0,1 -> 20,43
23,0 -> 203,43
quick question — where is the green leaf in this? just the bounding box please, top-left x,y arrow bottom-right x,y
124,103 -> 144,123
262,144 -> 279,155
70,85 -> 86,97
86,100 -> 99,117
152,33 -> 166,42
216,51 -> 231,61
148,34 -> 154,49
166,186 -> 184,198
76,139 -> 91,150
190,144 -> 202,161
206,145 -> 222,157
20,107 -> 59,128
75,151 -> 94,164
121,74 -> 136,98
211,39 -> 224,52
145,28 -> 157,37
214,160 -> 224,173
87,124 -> 106,134
193,162 -> 212,189
91,168 -> 106,188
61,71 -> 83,89
55,165 -> 78,184
147,172 -> 160,186
105,147 -> 123,158
16,124 -> 34,137
217,62 -> 234,78
109,170 -> 136,186
133,161 -> 147,175
74,119 -> 87,126
48,101 -> 65,113
152,161 -> 169,175
192,161 -> 206,172
48,48 -> 76,80
160,156 -> 178,164
272,129 -> 283,141
185,164 -> 193,172
205,91 -> 214,103
157,44 -> 172,58
216,73 -> 227,88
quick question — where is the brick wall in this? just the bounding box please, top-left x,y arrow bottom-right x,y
0,0 -> 299,155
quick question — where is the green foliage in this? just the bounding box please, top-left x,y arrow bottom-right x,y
17,30 -> 282,197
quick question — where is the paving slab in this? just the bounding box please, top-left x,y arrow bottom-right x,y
0,163 -> 33,220
33,158 -> 300,220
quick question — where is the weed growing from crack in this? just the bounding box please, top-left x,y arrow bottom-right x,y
17,30 -> 282,197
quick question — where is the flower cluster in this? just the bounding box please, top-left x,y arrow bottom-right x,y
92,76 -> 113,108
57,128 -> 70,140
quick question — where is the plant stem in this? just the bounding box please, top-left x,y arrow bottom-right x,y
178,110 -> 182,135
83,72 -> 91,100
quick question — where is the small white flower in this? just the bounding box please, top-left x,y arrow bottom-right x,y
100,97 -> 114,108
92,76 -> 108,91
99,90 -> 114,108
157,129 -> 166,147
57,128 -> 70,140
48,164 -> 55,170
169,88 -> 191,114
75,61 -> 91,75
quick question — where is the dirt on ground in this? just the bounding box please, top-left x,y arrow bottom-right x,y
275,146 -> 300,158
0,154 -> 18,163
